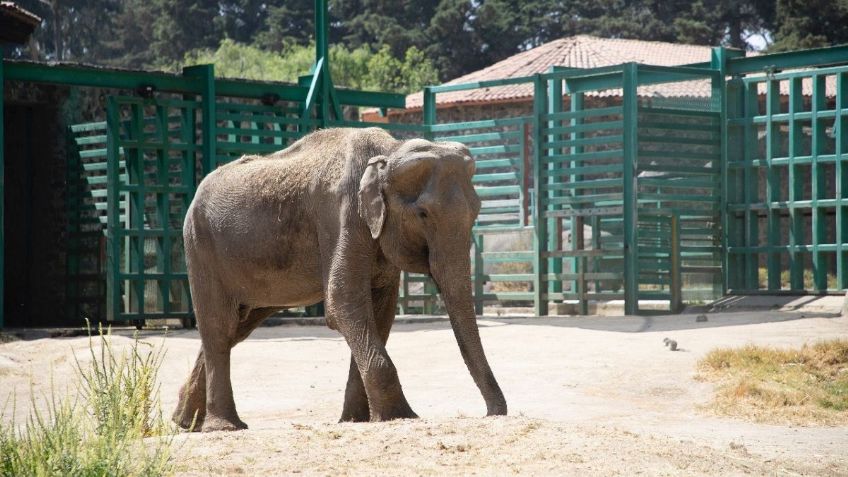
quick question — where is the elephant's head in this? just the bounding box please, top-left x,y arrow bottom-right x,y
358,138 -> 507,416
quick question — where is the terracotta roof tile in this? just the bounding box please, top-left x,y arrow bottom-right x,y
404,35 -> 717,109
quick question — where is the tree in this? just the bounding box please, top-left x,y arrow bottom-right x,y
182,40 -> 438,94
149,0 -> 221,65
770,0 -> 848,52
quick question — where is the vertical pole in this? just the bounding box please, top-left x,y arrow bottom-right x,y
788,78 -> 804,290
765,77 -> 780,291
315,0 -> 329,65
0,57 -> 4,328
532,74 -> 548,316
570,92 -> 585,300
622,64 -> 639,315
811,75 -> 827,292
743,81 -> 760,290
423,86 -> 436,136
670,215 -> 682,313
547,74 -> 563,301
837,73 -> 847,290
711,47 -> 728,296
473,234 -> 484,314
183,64 -> 216,175
421,86 -> 437,313
105,99 -> 120,322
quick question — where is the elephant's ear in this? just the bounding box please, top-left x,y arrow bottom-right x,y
358,155 -> 388,240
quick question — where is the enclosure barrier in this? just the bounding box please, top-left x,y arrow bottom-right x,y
4,43 -> 848,326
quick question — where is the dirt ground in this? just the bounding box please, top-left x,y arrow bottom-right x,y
2,311 -> 847,476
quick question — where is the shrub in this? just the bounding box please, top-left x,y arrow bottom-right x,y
0,324 -> 176,476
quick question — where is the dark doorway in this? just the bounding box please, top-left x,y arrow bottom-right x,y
3,103 -> 68,327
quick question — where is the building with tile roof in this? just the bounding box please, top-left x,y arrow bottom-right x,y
363,35 -> 724,122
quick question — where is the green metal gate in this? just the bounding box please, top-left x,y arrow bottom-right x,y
105,96 -> 198,322
725,60 -> 848,293
532,63 -> 722,315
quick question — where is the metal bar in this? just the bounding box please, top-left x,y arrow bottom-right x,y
622,64 -> 639,315
788,78 -> 804,290
105,98 -> 121,321
726,44 -> 848,76
547,74 -> 563,300
712,47 -> 730,296
838,73 -> 848,290
744,81 -> 760,290
670,215 -> 682,312
183,65 -> 216,175
0,58 -> 4,328
765,77 -> 780,291
570,92 -> 585,301
812,75 -> 827,291
473,234 -> 484,314
532,74 -> 548,316
428,76 -> 536,93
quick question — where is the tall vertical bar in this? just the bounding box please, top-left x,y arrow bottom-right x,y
532,74 -> 548,316
811,75 -> 827,291
743,82 -> 760,290
765,77 -> 780,290
788,78 -> 804,290
315,0 -> 329,65
711,47 -> 729,296
547,75 -> 563,299
838,73 -> 847,289
0,57 -> 4,328
183,64 -> 216,175
622,64 -> 639,315
105,99 -> 121,321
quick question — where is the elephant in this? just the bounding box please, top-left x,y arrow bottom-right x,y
172,127 -> 507,432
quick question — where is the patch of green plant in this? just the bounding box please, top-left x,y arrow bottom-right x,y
699,339 -> 848,425
0,323 -> 176,476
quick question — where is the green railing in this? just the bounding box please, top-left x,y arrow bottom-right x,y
725,61 -> 848,293
5,43 -> 848,327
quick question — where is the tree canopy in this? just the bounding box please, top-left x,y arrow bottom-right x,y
8,0 -> 846,91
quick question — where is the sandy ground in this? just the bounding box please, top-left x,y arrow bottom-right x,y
2,311 -> 847,475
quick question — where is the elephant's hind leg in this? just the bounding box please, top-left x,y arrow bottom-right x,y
172,349 -> 206,430
340,281 -> 403,422
172,307 -> 277,431
192,286 -> 248,432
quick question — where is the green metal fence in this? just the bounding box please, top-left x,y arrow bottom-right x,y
529,63 -> 722,315
5,43 -> 848,327
725,61 -> 848,293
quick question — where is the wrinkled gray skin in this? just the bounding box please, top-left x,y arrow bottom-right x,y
172,127 -> 507,432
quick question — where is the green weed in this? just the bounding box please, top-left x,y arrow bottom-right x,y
0,323 -> 176,476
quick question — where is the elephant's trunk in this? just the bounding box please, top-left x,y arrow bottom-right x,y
431,252 -> 507,416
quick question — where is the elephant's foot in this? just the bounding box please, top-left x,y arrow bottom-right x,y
339,400 -> 370,423
369,398 -> 419,422
172,405 -> 205,431
172,389 -> 206,431
200,414 -> 248,432
486,402 -> 508,417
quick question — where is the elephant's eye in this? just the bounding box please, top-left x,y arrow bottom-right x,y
417,209 -> 428,219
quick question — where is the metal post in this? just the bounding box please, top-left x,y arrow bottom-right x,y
532,74 -> 548,316
547,74 -> 563,300
670,215 -> 682,313
183,64 -> 216,175
473,234 -> 484,314
622,64 -> 639,315
711,47 -> 729,296
315,0 -> 329,65
0,57 -> 4,328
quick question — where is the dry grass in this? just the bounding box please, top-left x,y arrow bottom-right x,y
698,339 -> 848,425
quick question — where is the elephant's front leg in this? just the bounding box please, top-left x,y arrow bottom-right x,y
327,270 -> 416,422
339,279 -> 401,422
